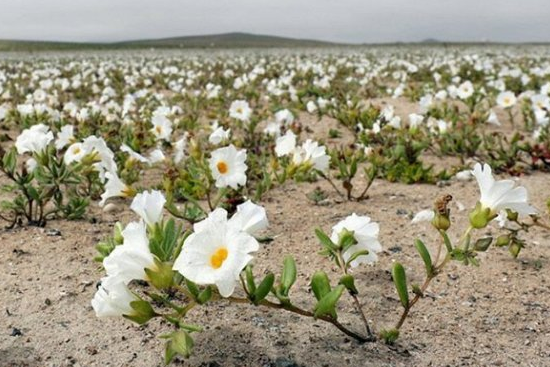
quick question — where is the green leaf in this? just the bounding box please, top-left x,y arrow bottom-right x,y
197,286 -> 212,305
310,271 -> 331,301
185,278 -> 200,298
439,230 -> 453,253
245,265 -> 256,294
380,328 -> 400,344
345,250 -> 370,268
315,228 -> 337,252
392,263 -> 409,309
253,273 -> 275,304
414,239 -> 433,277
280,255 -> 297,294
314,284 -> 345,319
2,148 -> 16,173
339,274 -> 358,295
26,185 -> 40,201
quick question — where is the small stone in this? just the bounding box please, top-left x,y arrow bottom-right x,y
85,346 -> 98,355
45,228 -> 62,236
11,327 -> 22,336
102,203 -> 120,213
273,357 -> 300,367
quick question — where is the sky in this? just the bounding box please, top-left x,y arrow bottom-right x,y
0,0 -> 548,44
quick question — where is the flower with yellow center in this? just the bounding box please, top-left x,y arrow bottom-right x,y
209,144 -> 248,189
229,100 -> 252,122
150,114 -> 173,141
99,172 -> 136,206
64,142 -> 87,164
173,207 -> 260,297
496,91 -> 516,109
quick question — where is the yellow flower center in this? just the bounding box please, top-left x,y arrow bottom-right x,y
236,107 -> 243,114
210,247 -> 228,269
72,146 -> 81,155
155,126 -> 162,134
503,98 -> 510,105
217,160 -> 228,174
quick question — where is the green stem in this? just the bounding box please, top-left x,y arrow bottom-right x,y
227,296 -> 373,343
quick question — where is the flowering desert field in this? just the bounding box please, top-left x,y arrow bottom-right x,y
1,47 -> 550,367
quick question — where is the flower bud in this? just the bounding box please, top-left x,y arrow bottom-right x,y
431,212 -> 451,231
509,240 -> 523,258
495,234 -> 510,247
189,138 -> 201,160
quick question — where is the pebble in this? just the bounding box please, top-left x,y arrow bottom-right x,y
45,228 -> 62,236
273,357 -> 300,367
102,203 -> 120,213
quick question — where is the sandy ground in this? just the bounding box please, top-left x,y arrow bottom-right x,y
1,164 -> 550,366
0,96 -> 549,366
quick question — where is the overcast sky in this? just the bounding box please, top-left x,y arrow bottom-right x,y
0,0 -> 548,43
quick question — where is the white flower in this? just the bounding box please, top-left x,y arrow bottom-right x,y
99,172 -> 133,206
130,190 -> 166,226
419,94 -> 433,113
173,134 -> 188,164
151,114 -> 173,141
263,121 -> 282,137
15,124 -> 54,154
330,213 -> 382,267
82,136 -> 117,182
25,158 -> 37,172
495,210 -> 508,228
209,144 -> 248,189
275,130 -> 296,157
306,101 -> 317,113
457,81 -> 474,100
455,170 -> 473,181
411,209 -> 435,224
275,109 -> 294,125
292,139 -> 330,172
55,125 -> 75,150
148,149 -> 165,164
471,163 -> 536,216
487,110 -> 501,126
173,209 -> 260,297
209,126 -> 230,145
121,144 -> 149,164
64,142 -> 87,164
534,109 -> 549,126
496,91 -> 516,109
408,113 -> 424,129
230,200 -> 268,236
103,221 -> 156,284
229,100 -> 252,122
92,279 -> 138,318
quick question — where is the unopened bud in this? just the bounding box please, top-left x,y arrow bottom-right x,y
432,212 -> 451,231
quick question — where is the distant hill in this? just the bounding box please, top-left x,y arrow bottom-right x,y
0,32 -> 346,51
116,32 -> 345,48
